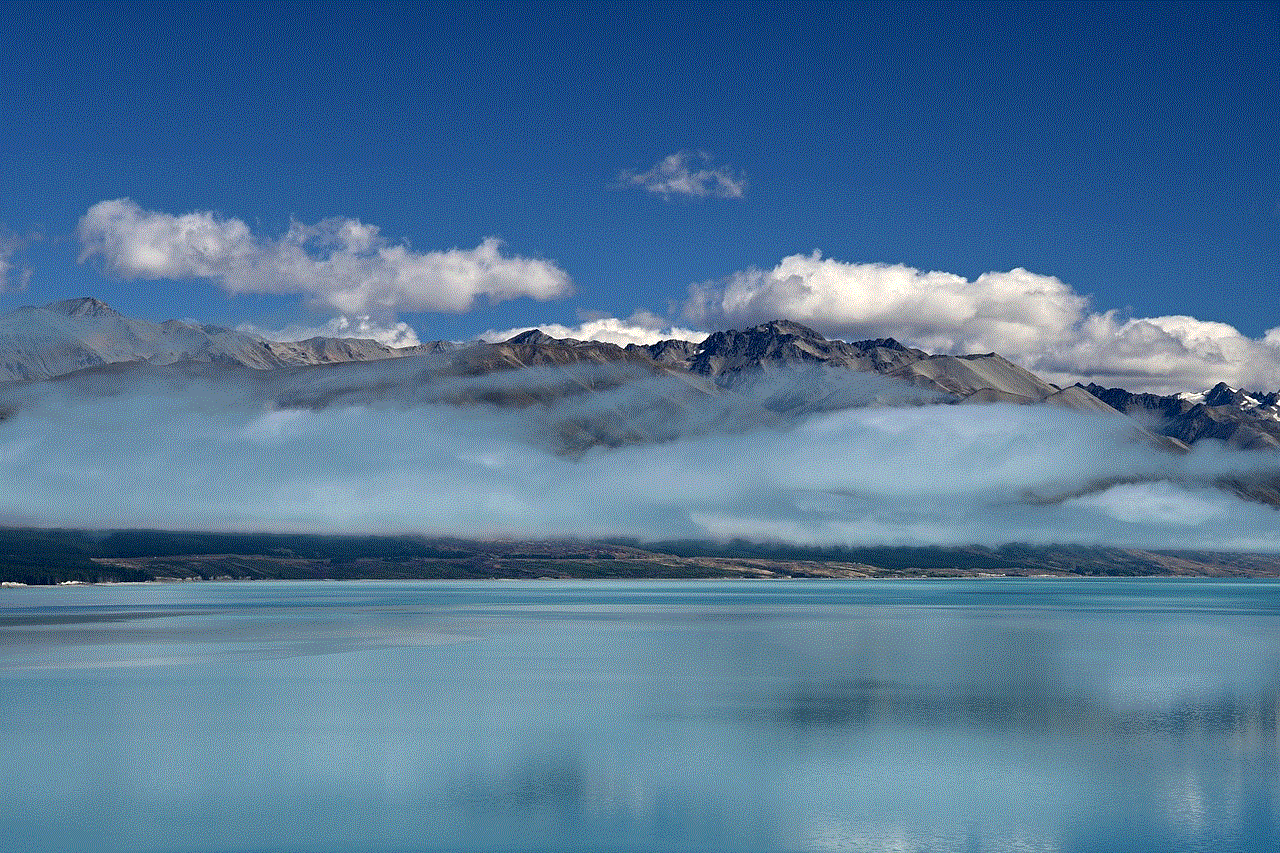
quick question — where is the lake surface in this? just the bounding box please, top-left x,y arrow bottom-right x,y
1,579 -> 1277,853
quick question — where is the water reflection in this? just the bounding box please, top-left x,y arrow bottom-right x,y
0,579 -> 1277,852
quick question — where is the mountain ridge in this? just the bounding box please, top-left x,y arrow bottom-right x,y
0,297 -> 452,383
1084,382 -> 1280,450
5,297 -> 1280,456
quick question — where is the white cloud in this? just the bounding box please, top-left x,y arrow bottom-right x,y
1039,313 -> 1279,393
77,199 -> 572,316
237,316 -> 422,348
0,232 -> 33,294
621,151 -> 746,199
1065,481 -> 1228,527
481,310 -> 704,346
685,251 -> 1280,394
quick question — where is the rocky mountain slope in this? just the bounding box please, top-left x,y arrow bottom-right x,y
635,319 -> 1117,412
1085,382 -> 1280,450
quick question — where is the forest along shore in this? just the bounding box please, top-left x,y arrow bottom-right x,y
5,528 -> 1280,584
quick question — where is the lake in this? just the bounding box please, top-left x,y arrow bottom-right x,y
1,579 -> 1277,852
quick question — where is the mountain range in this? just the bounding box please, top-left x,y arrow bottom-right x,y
4,296 -> 1280,579
5,297 -> 1280,459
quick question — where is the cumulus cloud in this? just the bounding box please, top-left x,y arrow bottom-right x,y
685,252 -> 1280,394
481,310 -> 704,346
621,151 -> 746,199
77,199 -> 572,316
2,365 -> 1280,550
237,316 -> 422,348
0,231 -> 33,294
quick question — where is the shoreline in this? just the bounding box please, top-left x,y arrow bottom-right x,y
8,571 -> 1280,589
9,529 -> 1280,585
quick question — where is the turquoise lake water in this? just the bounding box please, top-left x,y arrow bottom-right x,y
1,579 -> 1277,852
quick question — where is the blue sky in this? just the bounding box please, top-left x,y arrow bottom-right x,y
1,1 -> 1277,390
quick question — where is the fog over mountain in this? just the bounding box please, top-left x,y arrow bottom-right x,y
3,298 -> 1280,550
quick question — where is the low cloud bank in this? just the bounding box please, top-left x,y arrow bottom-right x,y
2,363 -> 1278,550
683,252 -> 1280,394
77,199 -> 571,321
